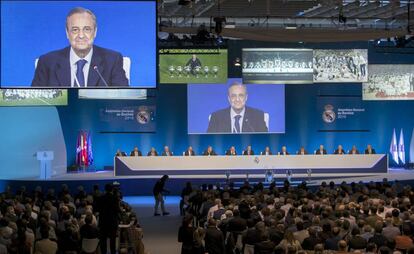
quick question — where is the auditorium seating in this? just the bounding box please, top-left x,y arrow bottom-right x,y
178,178 -> 414,253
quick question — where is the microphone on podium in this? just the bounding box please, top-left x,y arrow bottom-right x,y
93,66 -> 109,87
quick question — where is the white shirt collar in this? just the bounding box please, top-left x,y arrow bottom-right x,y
69,47 -> 93,87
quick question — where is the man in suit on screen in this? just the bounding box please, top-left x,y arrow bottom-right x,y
207,82 -> 268,133
32,7 -> 128,87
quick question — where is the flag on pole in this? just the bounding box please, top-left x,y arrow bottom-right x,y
398,128 -> 405,165
390,128 -> 399,164
76,131 -> 93,167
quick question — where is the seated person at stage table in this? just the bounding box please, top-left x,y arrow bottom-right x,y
183,146 -> 195,156
365,144 -> 376,154
242,145 -> 254,155
334,145 -> 346,155
115,149 -> 126,157
315,144 -> 327,155
32,7 -> 128,87
261,146 -> 273,155
349,145 -> 360,155
225,146 -> 237,156
203,146 -> 217,156
162,146 -> 173,156
207,82 -> 268,133
297,146 -> 308,155
130,146 -> 142,156
279,146 -> 289,155
147,147 -> 158,156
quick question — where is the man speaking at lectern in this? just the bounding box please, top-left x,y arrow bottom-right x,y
207,82 -> 268,133
32,7 -> 128,87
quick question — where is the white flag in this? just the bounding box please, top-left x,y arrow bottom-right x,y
390,128 -> 399,164
410,128 -> 414,164
398,128 -> 405,165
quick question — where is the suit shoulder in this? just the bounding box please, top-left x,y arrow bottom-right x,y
245,106 -> 265,115
210,107 -> 230,117
38,47 -> 69,61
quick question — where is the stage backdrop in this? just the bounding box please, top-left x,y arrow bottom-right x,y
1,41 -> 414,176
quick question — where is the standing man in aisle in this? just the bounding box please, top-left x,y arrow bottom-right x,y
153,175 -> 170,216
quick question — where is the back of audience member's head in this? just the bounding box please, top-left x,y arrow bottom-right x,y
314,244 -> 324,254
208,218 -> 217,227
374,221 -> 383,233
84,214 -> 93,225
338,240 -> 348,251
296,220 -> 304,231
366,242 -> 377,253
379,246 -> 392,254
387,239 -> 397,251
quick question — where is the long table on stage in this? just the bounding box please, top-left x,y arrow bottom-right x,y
114,154 -> 388,177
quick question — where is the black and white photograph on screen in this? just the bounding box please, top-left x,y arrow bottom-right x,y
313,49 -> 368,83
242,48 -> 313,84
0,89 -> 67,106
363,65 -> 414,100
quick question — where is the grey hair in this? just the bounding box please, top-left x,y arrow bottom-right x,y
66,7 -> 97,30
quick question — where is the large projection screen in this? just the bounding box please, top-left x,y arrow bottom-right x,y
188,78 -> 285,134
313,49 -> 368,83
242,48 -> 313,84
363,65 -> 414,100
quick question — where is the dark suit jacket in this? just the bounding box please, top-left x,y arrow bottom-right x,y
115,152 -> 127,157
130,151 -> 142,156
225,150 -> 237,156
205,227 -> 225,254
32,45 -> 128,87
96,192 -> 120,232
279,151 -> 289,155
364,149 -> 376,154
334,149 -> 346,155
203,150 -> 217,156
297,150 -> 308,155
242,150 -> 255,155
349,150 -> 360,154
147,151 -> 158,156
184,150 -> 195,156
207,106 -> 268,133
162,151 -> 173,156
315,149 -> 327,155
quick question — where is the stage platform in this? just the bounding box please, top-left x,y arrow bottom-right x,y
5,167 -> 412,196
114,154 -> 388,176
6,154 -> 413,196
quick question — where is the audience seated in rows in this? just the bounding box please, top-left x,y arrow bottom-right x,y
178,178 -> 414,254
0,183 -> 145,254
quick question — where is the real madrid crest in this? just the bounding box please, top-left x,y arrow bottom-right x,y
136,106 -> 150,124
322,104 -> 336,123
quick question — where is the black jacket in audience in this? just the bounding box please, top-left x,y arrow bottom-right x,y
205,226 -> 225,254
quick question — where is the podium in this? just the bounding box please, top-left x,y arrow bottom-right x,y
37,151 -> 54,179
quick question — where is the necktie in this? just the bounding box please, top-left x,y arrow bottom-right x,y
234,115 -> 241,133
76,59 -> 87,87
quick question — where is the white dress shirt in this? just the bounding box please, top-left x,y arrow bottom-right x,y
70,47 -> 93,87
230,107 -> 245,133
